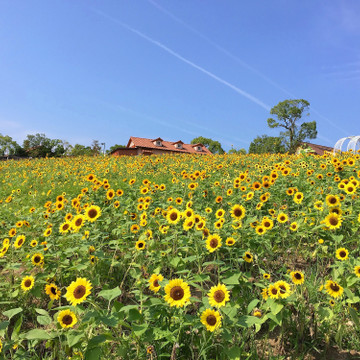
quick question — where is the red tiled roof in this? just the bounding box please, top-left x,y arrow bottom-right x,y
126,137 -> 212,154
301,142 -> 333,155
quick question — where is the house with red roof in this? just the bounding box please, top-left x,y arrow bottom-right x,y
110,137 -> 212,156
296,142 -> 333,155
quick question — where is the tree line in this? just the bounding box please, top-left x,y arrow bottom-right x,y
0,99 -> 316,158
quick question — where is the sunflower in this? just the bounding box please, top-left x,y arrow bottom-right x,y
208,283 -> 230,308
65,278 -> 92,306
135,240 -> 146,251
105,189 -> 115,200
84,205 -> 101,223
290,270 -> 305,285
325,194 -> 340,207
206,234 -> 222,253
274,280 -> 291,299
59,222 -> 71,234
0,245 -> 9,258
255,225 -> 266,235
21,275 -> 35,292
261,288 -> 269,300
43,228 -> 52,237
263,273 -> 271,280
164,279 -> 191,308
345,183 -> 356,194
3,238 -> 10,247
329,299 -> 335,307
277,213 -> 288,223
9,228 -> 16,237
293,192 -> 304,204
243,251 -> 253,263
45,283 -> 61,300
325,280 -> 343,298
131,224 -> 140,233
289,222 -> 299,231
253,309 -> 262,318
31,253 -> 44,267
336,248 -> 349,261
72,215 -> 85,231
354,266 -> 360,278
262,217 -> 274,230
225,237 -> 236,246
200,309 -> 222,332
166,208 -> 181,225
230,204 -> 246,220
268,284 -> 280,299
183,217 -> 195,231
58,309 -> 78,329
14,235 -> 25,249
324,213 -> 342,230
215,209 -> 225,218
148,273 -> 164,293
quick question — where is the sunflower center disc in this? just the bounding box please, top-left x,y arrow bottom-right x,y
206,315 -> 217,326
24,280 -> 32,287
234,209 -> 242,217
213,290 -> 225,303
330,283 -> 340,292
295,273 -> 302,280
88,209 -> 97,218
170,286 -> 184,300
62,315 -> 73,325
170,213 -> 177,221
74,285 -> 86,299
210,239 -> 218,248
153,280 -> 159,287
340,251 -> 346,258
51,287 -> 57,295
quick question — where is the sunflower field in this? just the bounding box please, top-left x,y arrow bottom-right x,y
1,152 -> 360,359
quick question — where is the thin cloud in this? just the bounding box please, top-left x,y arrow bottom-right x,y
146,1 -> 350,137
146,0 -> 294,98
92,9 -> 271,111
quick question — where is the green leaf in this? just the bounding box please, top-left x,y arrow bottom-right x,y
226,346 -> 241,360
0,321 -> 10,331
3,307 -> 23,319
98,287 -> 122,302
35,308 -> 50,316
348,307 -> 360,328
247,299 -> 259,314
170,256 -> 181,267
22,329 -> 53,340
37,315 -> 52,326
67,331 -> 85,348
12,317 -> 22,341
132,323 -> 148,336
84,347 -> 101,360
237,315 -> 263,328
223,273 -> 240,285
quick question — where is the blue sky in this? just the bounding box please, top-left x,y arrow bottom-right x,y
1,0 -> 359,152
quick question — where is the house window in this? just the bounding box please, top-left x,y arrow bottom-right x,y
175,143 -> 182,149
156,140 -> 162,146
196,146 -> 202,151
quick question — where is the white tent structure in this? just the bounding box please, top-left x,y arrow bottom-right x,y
333,136 -> 360,154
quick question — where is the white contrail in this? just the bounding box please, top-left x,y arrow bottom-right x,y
146,0 -> 349,137
92,9 -> 271,111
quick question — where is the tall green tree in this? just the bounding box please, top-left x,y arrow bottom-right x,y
69,144 -> 93,156
0,134 -> 23,156
267,99 -> 317,154
22,133 -> 66,157
190,136 -> 224,154
248,135 -> 285,154
107,144 -> 126,154
228,146 -> 247,155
